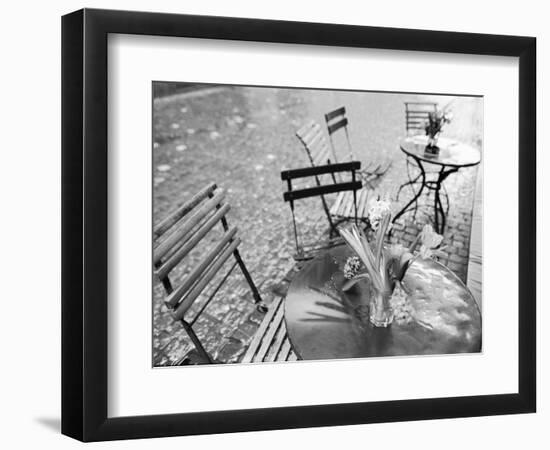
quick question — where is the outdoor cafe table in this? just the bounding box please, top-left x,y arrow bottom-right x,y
392,135 -> 481,234
284,245 -> 481,361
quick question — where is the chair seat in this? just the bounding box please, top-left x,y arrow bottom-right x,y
241,295 -> 298,363
330,187 -> 371,219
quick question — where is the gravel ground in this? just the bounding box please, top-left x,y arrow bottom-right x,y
152,85 -> 483,365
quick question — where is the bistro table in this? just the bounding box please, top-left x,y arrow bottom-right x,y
392,135 -> 481,234
284,245 -> 481,361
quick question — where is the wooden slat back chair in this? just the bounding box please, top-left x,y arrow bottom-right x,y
296,120 -> 339,173
324,106 -> 392,179
281,162 -> 363,259
296,120 -> 372,234
153,182 -> 266,364
405,101 -> 438,134
324,106 -> 354,161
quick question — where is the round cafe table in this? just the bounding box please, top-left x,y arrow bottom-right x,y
393,135 -> 481,234
284,245 -> 481,360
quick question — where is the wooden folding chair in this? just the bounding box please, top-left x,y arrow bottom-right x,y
324,106 -> 392,178
296,120 -> 338,169
281,162 -> 364,260
295,121 -> 372,228
153,182 -> 266,365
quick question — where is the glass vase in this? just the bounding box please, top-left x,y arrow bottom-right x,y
369,286 -> 394,327
427,134 -> 439,148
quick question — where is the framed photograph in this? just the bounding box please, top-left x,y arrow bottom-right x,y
62,8 -> 536,442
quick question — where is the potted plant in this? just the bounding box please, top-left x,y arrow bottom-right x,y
339,201 -> 445,327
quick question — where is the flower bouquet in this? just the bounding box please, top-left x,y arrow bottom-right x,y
424,110 -> 452,154
339,201 -> 444,327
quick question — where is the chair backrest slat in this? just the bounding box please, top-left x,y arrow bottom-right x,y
165,226 -> 238,308
153,189 -> 226,263
312,146 -> 331,166
296,120 -> 317,140
296,121 -> 337,166
324,107 -> 353,160
281,161 -> 360,180
324,106 -> 346,122
327,117 -> 348,135
155,203 -> 231,280
283,181 -> 362,202
173,237 -> 241,319
301,124 -> 323,146
153,182 -> 217,238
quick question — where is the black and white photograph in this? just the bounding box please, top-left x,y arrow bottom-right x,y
152,83 -> 483,366
0,0 -> 542,447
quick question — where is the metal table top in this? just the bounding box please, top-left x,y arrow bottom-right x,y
284,246 -> 481,360
401,135 -> 481,168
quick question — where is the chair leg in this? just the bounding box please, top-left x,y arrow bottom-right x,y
180,320 -> 213,364
233,249 -> 268,313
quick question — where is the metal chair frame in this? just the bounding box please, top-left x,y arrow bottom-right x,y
281,162 -> 362,259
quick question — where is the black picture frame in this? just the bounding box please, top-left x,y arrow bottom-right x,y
62,8 -> 536,442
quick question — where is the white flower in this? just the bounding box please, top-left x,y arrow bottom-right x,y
418,224 -> 444,258
368,200 -> 392,231
343,256 -> 362,280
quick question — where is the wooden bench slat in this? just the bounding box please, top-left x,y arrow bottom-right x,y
277,337 -> 292,361
342,190 -> 356,218
287,350 -> 298,361
338,191 -> 352,217
254,302 -> 286,362
163,226 -> 237,307
155,204 -> 231,280
354,188 -> 365,216
154,189 -> 226,263
265,315 -> 288,363
153,182 -> 217,239
241,296 -> 283,363
329,191 -> 346,216
173,237 -> 240,319
337,191 -> 349,213
334,191 -> 349,216
358,188 -> 370,217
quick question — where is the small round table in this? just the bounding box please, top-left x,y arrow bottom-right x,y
393,136 -> 481,234
284,246 -> 481,360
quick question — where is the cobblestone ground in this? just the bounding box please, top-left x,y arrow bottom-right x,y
152,86 -> 483,365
